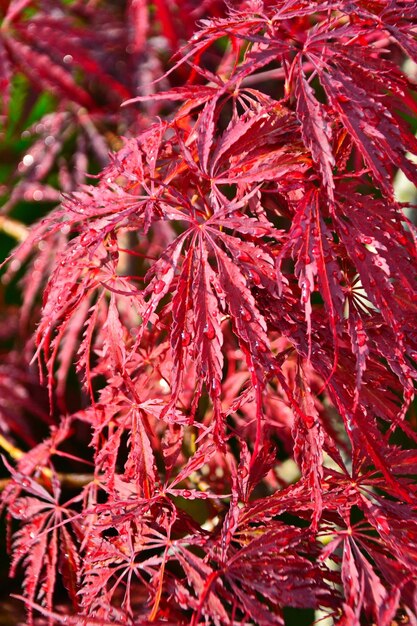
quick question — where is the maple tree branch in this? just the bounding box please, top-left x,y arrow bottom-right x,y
0,433 -> 24,461
0,216 -> 28,241
0,433 -> 94,490
0,472 -> 95,492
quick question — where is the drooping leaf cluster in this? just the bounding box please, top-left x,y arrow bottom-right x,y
1,0 -> 417,624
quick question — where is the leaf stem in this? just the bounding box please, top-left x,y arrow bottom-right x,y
191,570 -> 221,626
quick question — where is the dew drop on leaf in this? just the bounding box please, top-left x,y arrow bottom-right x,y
336,93 -> 350,103
255,341 -> 267,353
212,378 -> 222,396
80,231 -> 95,246
237,252 -> 251,263
153,279 -> 165,294
203,320 -> 215,340
238,466 -> 249,479
240,307 -> 252,322
181,331 -> 191,347
304,415 -> 316,429
249,270 -> 261,285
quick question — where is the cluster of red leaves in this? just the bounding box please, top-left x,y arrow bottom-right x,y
2,0 -> 417,624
